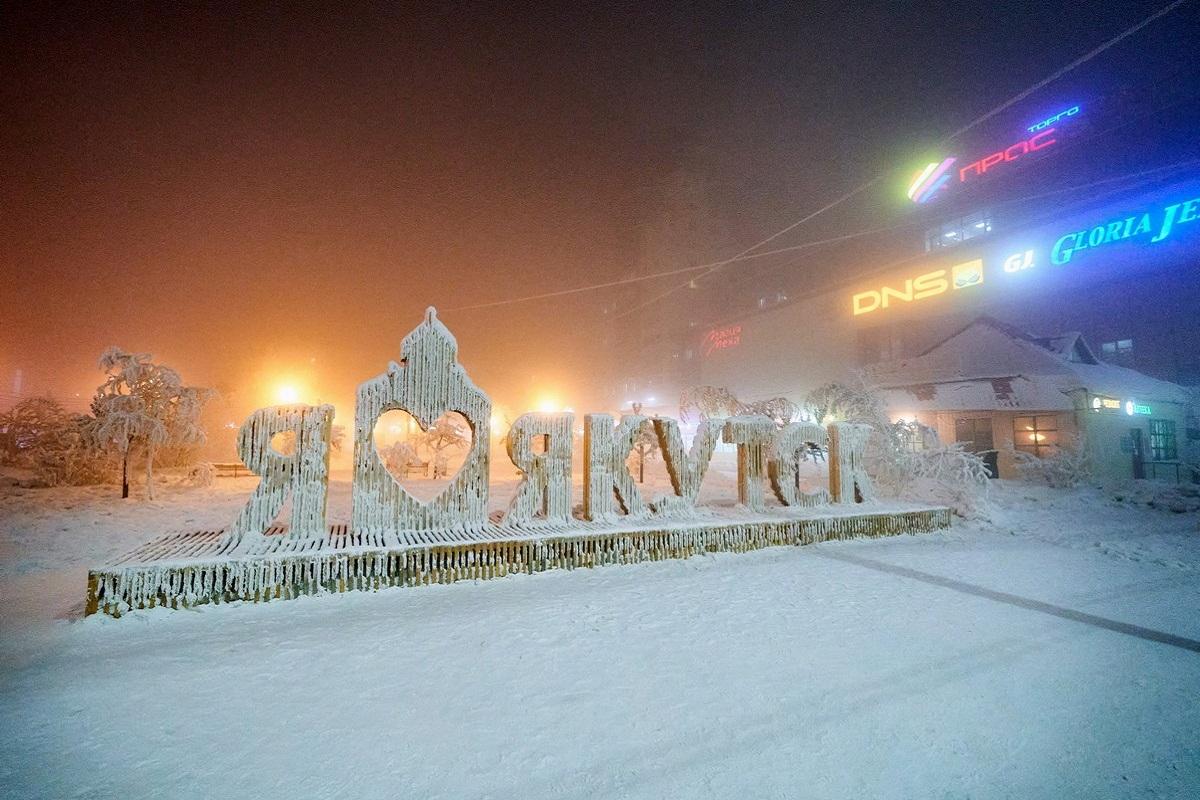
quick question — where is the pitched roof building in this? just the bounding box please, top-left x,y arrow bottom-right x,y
867,317 -> 1194,482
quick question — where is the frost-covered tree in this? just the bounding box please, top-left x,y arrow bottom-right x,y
0,396 -> 68,463
272,423 -> 346,457
88,348 -> 214,499
804,381 -> 991,516
0,396 -> 108,486
420,414 -> 470,478
380,440 -> 420,477
678,385 -> 798,426
626,402 -> 659,484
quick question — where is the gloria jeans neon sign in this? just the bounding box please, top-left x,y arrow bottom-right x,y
853,191 -> 1200,317
1051,196 -> 1200,264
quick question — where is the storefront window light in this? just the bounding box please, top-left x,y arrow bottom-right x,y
1014,415 -> 1059,457
924,210 -> 993,252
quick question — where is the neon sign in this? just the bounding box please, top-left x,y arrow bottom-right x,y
856,192 -> 1200,318
1027,105 -> 1080,133
1002,249 -> 1035,272
1091,395 -> 1121,411
703,325 -> 742,356
907,157 -> 957,204
1051,196 -> 1200,265
851,259 -> 982,316
905,103 -> 1082,204
958,130 -> 1056,183
1124,400 -> 1152,416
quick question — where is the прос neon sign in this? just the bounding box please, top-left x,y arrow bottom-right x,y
958,130 -> 1056,183
907,157 -> 957,204
907,103 -> 1082,204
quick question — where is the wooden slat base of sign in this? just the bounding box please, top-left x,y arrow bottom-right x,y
86,508 -> 951,618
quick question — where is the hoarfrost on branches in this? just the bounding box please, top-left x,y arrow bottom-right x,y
88,348 -> 215,499
0,396 -> 109,486
1008,437 -> 1093,488
679,385 -> 799,426
806,380 -> 990,516
419,413 -> 472,479
768,422 -> 831,507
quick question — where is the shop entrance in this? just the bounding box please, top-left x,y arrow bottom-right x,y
1129,428 -> 1145,479
955,417 -> 998,478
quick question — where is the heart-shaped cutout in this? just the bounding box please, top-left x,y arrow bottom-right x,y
373,409 -> 473,503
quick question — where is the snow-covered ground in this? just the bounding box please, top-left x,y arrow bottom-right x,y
2,466 -> 1199,799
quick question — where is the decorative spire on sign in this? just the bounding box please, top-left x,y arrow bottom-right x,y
352,308 -> 492,539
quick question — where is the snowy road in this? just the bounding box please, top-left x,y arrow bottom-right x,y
2,483 -> 1199,799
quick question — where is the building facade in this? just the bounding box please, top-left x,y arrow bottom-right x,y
610,79 -> 1200,476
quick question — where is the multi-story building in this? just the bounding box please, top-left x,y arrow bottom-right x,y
609,75 -> 1200,478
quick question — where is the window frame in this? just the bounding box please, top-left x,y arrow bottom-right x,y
1013,414 -> 1060,458
1148,418 -> 1177,461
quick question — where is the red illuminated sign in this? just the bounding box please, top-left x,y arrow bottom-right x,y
958,129 -> 1056,182
703,325 -> 742,356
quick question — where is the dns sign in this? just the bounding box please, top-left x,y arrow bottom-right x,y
703,325 -> 742,356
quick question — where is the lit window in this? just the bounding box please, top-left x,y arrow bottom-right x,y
1148,419 -> 1177,461
924,211 -> 994,252
1014,415 -> 1059,457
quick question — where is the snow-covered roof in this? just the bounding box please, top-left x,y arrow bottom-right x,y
867,317 -> 1189,412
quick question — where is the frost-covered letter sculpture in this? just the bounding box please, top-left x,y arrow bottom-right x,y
352,308 -> 491,537
769,422 -> 831,507
828,422 -> 875,503
222,404 -> 334,552
651,417 -> 721,515
723,415 -> 775,512
582,413 -> 648,522
504,412 -> 573,526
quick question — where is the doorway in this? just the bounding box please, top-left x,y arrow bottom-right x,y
1129,428 -> 1145,479
955,417 -> 998,478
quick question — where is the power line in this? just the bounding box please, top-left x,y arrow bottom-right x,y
443,215 -> 908,312
442,153 -> 1200,316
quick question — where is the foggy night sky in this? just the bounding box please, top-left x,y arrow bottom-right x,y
1,1 -> 1194,419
